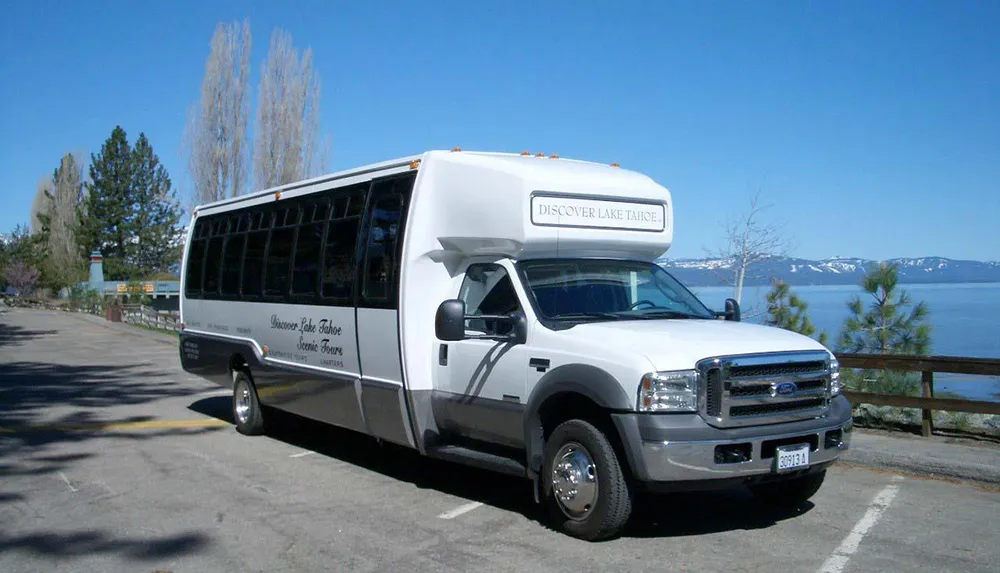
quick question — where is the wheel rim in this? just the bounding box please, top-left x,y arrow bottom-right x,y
550,441 -> 598,520
235,379 -> 251,425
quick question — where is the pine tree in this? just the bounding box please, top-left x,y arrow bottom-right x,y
131,133 -> 183,277
77,126 -> 133,280
835,262 -> 932,395
765,279 -> 829,346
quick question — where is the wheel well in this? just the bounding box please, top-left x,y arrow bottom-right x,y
538,391 -> 633,480
229,354 -> 249,377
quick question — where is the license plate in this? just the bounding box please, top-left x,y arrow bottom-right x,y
775,443 -> 810,472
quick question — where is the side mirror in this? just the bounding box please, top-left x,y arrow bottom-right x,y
435,299 -> 467,341
434,298 -> 528,344
724,298 -> 741,322
508,311 -> 528,345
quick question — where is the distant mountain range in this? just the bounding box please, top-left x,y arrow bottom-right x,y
656,256 -> 1000,287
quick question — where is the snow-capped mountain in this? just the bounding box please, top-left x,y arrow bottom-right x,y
656,256 -> 1000,287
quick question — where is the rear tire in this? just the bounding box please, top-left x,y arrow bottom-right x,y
232,369 -> 265,435
541,419 -> 633,541
750,469 -> 826,506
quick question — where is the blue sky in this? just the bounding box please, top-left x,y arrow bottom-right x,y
1,1 -> 998,261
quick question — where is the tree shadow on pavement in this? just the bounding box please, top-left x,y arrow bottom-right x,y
189,396 -> 810,539
0,530 -> 211,561
0,322 -> 58,348
1,359 -> 221,563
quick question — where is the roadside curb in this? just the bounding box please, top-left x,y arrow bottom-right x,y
842,429 -> 1000,487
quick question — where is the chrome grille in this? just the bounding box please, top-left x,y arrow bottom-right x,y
698,350 -> 833,428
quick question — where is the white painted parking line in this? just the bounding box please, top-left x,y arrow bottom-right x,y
58,471 -> 78,493
437,501 -> 483,519
290,451 -> 316,458
818,476 -> 904,573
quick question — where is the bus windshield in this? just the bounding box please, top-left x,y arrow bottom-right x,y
518,259 -> 715,322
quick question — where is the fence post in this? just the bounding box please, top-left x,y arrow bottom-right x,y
921,370 -> 934,437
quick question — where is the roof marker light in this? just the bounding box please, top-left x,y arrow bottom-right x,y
535,152 -> 545,157
409,160 -> 420,169
452,146 -> 462,152
275,191 -> 282,199
549,154 -> 559,159
520,151 -> 531,156
610,162 -> 620,168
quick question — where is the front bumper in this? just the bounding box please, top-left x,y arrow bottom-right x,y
611,394 -> 853,486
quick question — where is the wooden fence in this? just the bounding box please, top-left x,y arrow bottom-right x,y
835,353 -> 1000,437
120,305 -> 181,332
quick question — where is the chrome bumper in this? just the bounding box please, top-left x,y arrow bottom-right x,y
640,418 -> 852,482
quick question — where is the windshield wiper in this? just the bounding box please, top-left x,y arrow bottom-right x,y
553,312 -> 631,321
634,310 -> 709,320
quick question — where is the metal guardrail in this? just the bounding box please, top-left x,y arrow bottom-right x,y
835,352 -> 1000,436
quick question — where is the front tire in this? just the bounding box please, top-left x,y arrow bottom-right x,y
232,369 -> 265,435
750,469 -> 826,506
541,419 -> 633,541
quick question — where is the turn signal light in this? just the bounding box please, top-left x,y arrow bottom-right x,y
262,345 -> 269,356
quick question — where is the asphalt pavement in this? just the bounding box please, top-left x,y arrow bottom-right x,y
1,309 -> 998,573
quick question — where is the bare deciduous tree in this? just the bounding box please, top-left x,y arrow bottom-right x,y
47,153 -> 85,267
253,28 -> 323,190
706,192 -> 792,311
30,176 -> 53,234
185,19 -> 252,205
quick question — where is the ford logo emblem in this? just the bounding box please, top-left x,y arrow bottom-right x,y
775,382 -> 798,396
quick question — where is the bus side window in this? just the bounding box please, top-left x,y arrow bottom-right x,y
362,195 -> 402,300
242,210 -> 270,297
322,207 -> 361,302
292,203 -> 324,296
185,238 -> 206,296
264,207 -> 298,297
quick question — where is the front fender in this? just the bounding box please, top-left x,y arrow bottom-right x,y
523,363 -> 633,475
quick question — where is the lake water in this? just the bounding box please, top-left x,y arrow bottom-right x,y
687,282 -> 1000,403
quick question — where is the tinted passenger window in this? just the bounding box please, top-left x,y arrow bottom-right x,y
265,227 -> 295,296
322,217 -> 359,301
221,234 -> 246,296
362,196 -> 402,300
203,236 -> 224,294
185,239 -> 206,295
458,264 -> 521,335
293,221 -> 323,295
242,231 -> 267,296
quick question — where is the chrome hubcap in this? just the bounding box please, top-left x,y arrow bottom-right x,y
235,381 -> 251,424
551,442 -> 598,520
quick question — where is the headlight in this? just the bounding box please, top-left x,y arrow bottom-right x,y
830,358 -> 841,396
637,370 -> 699,412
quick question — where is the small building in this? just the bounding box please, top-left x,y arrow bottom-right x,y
81,250 -> 180,311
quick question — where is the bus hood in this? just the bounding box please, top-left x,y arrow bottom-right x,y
563,318 -> 831,371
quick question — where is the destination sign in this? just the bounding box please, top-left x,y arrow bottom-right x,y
530,195 -> 666,232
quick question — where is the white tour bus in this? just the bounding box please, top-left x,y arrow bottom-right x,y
179,149 -> 852,540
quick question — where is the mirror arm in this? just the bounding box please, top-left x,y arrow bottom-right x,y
465,313 -> 513,322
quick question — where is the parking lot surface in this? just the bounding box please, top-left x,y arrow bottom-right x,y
1,309 -> 998,572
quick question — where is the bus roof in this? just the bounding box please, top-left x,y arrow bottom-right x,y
192,149 -> 675,260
